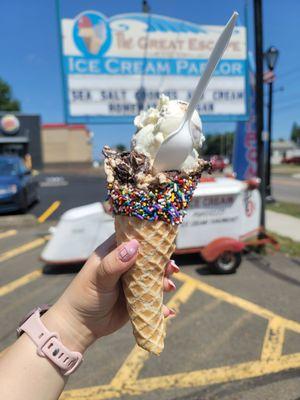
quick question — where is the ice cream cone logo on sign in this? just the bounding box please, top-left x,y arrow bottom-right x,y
73,12 -> 110,56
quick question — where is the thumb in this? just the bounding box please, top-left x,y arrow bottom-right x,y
97,239 -> 139,290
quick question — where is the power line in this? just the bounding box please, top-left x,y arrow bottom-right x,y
276,65 -> 300,79
275,107 -> 300,114
274,97 -> 300,107
277,71 -> 300,84
274,100 -> 300,112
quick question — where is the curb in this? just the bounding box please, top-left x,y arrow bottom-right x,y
266,210 -> 300,243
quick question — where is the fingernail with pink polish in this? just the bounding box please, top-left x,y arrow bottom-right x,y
170,260 -> 180,273
118,240 -> 139,262
168,280 -> 176,291
168,308 -> 176,318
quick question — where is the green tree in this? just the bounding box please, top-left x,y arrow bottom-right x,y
115,144 -> 127,152
202,134 -> 220,156
0,78 -> 20,111
291,122 -> 300,144
202,132 -> 234,158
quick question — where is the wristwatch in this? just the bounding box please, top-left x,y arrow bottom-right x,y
17,305 -> 83,376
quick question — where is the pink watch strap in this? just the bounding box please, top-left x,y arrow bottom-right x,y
17,309 -> 82,375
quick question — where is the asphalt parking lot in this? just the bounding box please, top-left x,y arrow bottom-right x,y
1,171 -> 300,400
2,168 -> 297,223
30,171 -> 107,220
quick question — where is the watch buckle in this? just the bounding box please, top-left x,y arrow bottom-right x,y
64,354 -> 83,376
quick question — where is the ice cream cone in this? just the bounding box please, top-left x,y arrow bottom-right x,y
89,36 -> 102,55
115,215 -> 178,355
102,95 -> 209,355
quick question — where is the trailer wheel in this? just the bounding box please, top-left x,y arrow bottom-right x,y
208,251 -> 242,274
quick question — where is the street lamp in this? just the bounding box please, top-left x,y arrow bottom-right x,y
264,46 -> 279,203
265,46 -> 279,70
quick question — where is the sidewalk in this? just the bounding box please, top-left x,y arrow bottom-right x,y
266,210 -> 300,242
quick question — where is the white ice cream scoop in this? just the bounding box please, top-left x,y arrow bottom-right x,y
153,11 -> 239,173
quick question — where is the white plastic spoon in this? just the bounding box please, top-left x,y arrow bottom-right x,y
153,11 -> 239,173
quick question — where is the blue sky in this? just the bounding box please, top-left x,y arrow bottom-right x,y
1,0 -> 300,159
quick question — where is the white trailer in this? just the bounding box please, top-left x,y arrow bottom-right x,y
41,177 -> 278,274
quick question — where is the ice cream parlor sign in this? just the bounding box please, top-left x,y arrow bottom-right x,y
61,11 -> 248,123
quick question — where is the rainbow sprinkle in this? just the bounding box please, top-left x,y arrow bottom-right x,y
107,176 -> 199,225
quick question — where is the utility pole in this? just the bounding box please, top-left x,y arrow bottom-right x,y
266,78 -> 273,197
135,0 -> 150,112
253,0 -> 265,229
142,0 -> 150,13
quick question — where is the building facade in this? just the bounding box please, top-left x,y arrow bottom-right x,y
271,140 -> 298,164
0,115 -> 93,169
0,113 -> 43,169
41,124 -> 92,165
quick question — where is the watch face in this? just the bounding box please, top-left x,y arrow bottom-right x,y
17,304 -> 50,337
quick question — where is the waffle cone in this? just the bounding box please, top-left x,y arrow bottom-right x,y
115,215 -> 178,355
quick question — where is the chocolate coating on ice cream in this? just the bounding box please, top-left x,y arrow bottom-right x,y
103,145 -> 209,188
103,146 -> 210,225
103,146 -> 150,186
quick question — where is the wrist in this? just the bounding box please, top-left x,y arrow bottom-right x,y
41,302 -> 96,354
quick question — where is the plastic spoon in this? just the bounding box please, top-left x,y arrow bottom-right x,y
153,11 -> 239,173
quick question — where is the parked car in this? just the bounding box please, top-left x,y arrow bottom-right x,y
282,156 -> 300,164
210,155 -> 229,172
0,155 -> 39,213
282,149 -> 300,164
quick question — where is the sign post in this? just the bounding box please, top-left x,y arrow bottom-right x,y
253,0 -> 265,230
